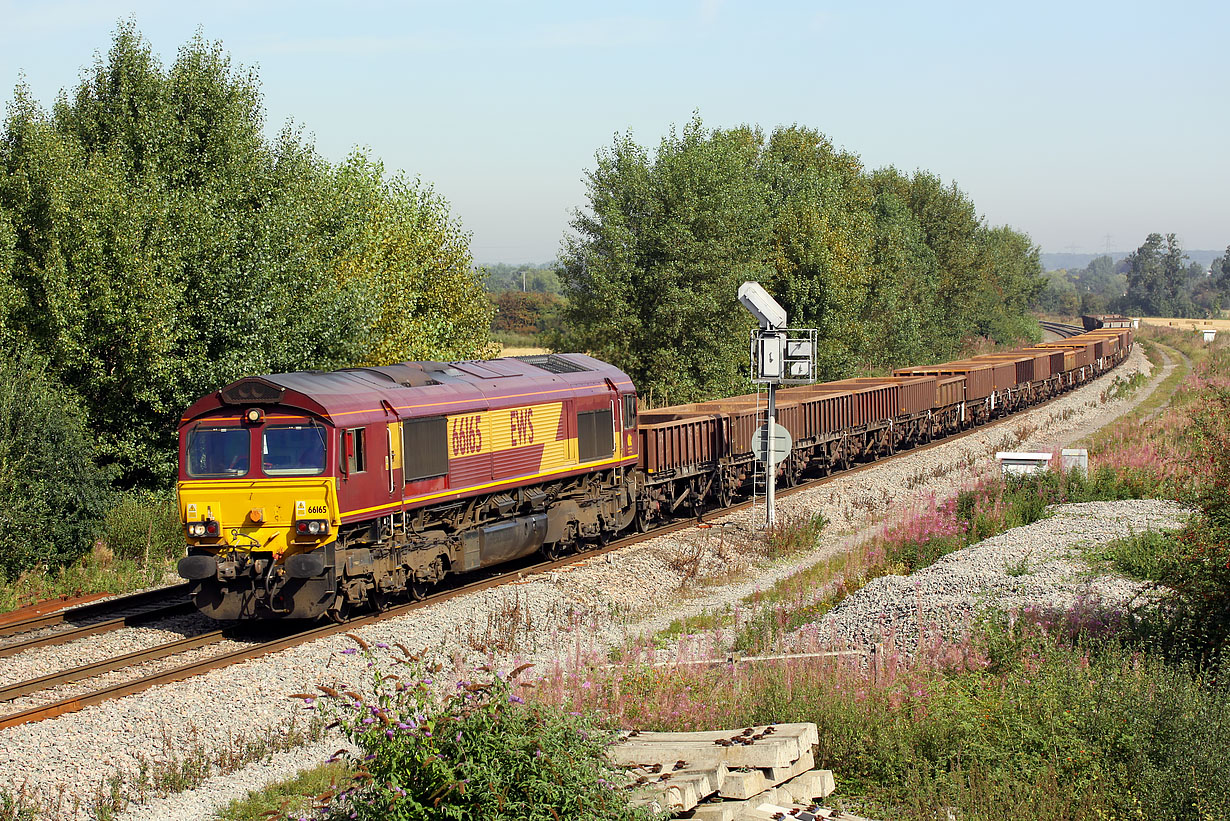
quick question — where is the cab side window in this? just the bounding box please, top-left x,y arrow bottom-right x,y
622,394 -> 637,429
342,428 -> 367,473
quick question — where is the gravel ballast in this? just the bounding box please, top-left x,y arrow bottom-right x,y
0,343 -> 1175,820
804,499 -> 1190,652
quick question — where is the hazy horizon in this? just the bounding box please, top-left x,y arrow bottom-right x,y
2,1 -> 1226,264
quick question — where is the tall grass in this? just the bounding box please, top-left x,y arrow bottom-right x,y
529,615 -> 1230,820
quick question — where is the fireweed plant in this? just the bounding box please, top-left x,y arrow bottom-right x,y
301,636 -> 659,821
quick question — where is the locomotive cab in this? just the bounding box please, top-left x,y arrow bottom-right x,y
177,377 -> 348,620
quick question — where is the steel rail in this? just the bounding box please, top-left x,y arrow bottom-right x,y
0,601 -> 195,660
0,350 -> 1131,731
0,629 -> 227,702
0,593 -> 112,629
0,583 -> 191,640
1038,321 -> 1085,339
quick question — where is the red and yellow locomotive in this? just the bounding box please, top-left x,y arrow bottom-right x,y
176,355 -> 639,620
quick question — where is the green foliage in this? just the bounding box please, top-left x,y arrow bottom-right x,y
1123,232 -> 1201,317
1092,529 -> 1182,583
1214,246 -> 1230,301
489,291 -> 564,337
850,635 -> 1230,821
103,491 -> 183,563
0,23 -> 490,488
0,346 -> 112,578
318,646 -> 656,821
764,512 -> 828,560
1035,255 -> 1128,317
557,116 -> 771,405
558,116 -> 1045,401
215,762 -> 352,821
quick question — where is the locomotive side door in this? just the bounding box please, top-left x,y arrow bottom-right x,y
382,400 -> 402,497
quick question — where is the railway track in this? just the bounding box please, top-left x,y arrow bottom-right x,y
1039,320 -> 1084,339
0,583 -> 191,642
0,344 -> 1133,732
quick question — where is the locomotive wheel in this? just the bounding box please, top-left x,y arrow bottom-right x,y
326,596 -> 351,624
408,581 -> 429,602
634,506 -> 653,533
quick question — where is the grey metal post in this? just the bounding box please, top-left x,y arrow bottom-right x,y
766,382 -> 776,528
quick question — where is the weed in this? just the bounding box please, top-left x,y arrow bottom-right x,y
85,715 -> 327,819
0,788 -> 38,821
764,513 -> 828,560
215,761 -> 352,821
1004,553 -> 1033,577
463,589 -> 534,654
665,539 -> 707,586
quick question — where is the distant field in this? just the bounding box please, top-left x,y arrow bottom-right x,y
1139,316 -> 1230,332
499,345 -> 550,356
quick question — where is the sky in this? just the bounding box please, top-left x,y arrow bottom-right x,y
1,0 -> 1226,264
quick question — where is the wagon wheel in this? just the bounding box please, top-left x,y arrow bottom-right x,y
716,477 -> 734,509
407,580 -> 430,602
779,456 -> 799,488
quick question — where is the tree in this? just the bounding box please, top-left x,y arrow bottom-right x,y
1212,246 -> 1230,304
757,126 -> 875,376
559,116 -> 1046,402
557,117 -> 770,405
1125,233 -> 1168,316
0,23 -> 490,487
0,347 -> 113,578
1124,233 -> 1198,317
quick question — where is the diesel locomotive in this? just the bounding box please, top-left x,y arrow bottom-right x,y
176,328 -> 1134,621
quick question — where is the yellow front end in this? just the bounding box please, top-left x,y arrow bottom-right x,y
178,477 -> 339,558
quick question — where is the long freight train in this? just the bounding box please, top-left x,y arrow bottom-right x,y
176,327 -> 1134,620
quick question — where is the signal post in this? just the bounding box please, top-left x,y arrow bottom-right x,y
737,283 -> 816,528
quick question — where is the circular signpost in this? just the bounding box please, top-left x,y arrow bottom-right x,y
751,422 -> 792,466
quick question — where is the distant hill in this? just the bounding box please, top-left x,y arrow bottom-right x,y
1041,249 -> 1224,272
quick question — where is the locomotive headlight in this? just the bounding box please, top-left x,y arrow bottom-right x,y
294,519 -> 329,538
244,408 -> 264,425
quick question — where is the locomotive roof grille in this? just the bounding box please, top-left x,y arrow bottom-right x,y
514,354 -> 591,374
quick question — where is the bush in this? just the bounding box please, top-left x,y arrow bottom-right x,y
538,623 -> 1230,821
314,643 -> 657,821
0,347 -> 113,578
103,492 -> 184,564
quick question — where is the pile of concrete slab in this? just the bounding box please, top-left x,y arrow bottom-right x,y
610,722 -> 861,820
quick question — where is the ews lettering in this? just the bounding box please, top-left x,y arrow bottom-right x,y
510,408 -> 534,446
451,415 -> 483,456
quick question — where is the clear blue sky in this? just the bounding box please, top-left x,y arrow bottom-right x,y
1,0 -> 1226,263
